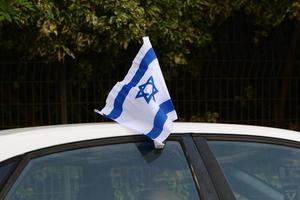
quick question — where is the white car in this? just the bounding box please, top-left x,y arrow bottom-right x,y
0,123 -> 300,200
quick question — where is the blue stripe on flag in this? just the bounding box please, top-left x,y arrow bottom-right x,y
146,99 -> 175,139
106,48 -> 156,119
160,99 -> 175,114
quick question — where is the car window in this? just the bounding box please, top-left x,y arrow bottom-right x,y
5,141 -> 199,200
0,161 -> 17,188
208,140 -> 300,200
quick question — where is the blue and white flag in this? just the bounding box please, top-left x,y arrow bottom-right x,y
95,36 -> 177,144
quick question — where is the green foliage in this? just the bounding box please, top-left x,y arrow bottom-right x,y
0,0 -> 34,23
244,0 -> 299,27
0,0 -> 299,62
190,112 -> 220,123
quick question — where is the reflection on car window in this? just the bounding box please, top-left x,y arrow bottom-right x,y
208,141 -> 300,200
5,141 -> 199,200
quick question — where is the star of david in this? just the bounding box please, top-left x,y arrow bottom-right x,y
136,76 -> 159,103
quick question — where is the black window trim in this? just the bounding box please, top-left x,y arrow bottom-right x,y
182,135 -> 219,200
201,133 -> 300,149
0,134 -> 205,199
0,156 -> 22,191
193,137 -> 236,200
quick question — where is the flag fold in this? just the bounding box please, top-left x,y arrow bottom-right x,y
96,37 -> 177,144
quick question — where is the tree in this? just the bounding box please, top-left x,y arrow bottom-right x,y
1,0 -> 298,63
0,0 -> 299,129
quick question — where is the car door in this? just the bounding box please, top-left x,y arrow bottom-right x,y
197,135 -> 300,200
0,135 -> 220,200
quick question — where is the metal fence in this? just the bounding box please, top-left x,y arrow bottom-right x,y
0,60 -> 299,131
1,20 -> 299,131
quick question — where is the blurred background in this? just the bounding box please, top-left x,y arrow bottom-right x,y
0,0 -> 299,131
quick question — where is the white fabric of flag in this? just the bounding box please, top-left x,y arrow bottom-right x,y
95,36 -> 177,144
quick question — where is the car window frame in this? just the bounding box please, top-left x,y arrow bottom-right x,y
197,133 -> 300,200
0,157 -> 21,191
202,134 -> 300,148
0,134 -> 209,200
192,136 -> 236,200
182,136 -> 220,200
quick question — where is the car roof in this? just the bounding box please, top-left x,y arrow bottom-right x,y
0,122 -> 299,162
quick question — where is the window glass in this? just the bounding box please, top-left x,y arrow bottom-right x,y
208,140 -> 300,200
0,162 -> 17,187
5,141 -> 199,200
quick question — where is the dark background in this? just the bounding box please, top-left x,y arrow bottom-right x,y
0,10 -> 299,131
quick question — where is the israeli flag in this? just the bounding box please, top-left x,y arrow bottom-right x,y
95,36 -> 177,144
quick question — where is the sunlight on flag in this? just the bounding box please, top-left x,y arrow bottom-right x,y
95,37 -> 177,144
